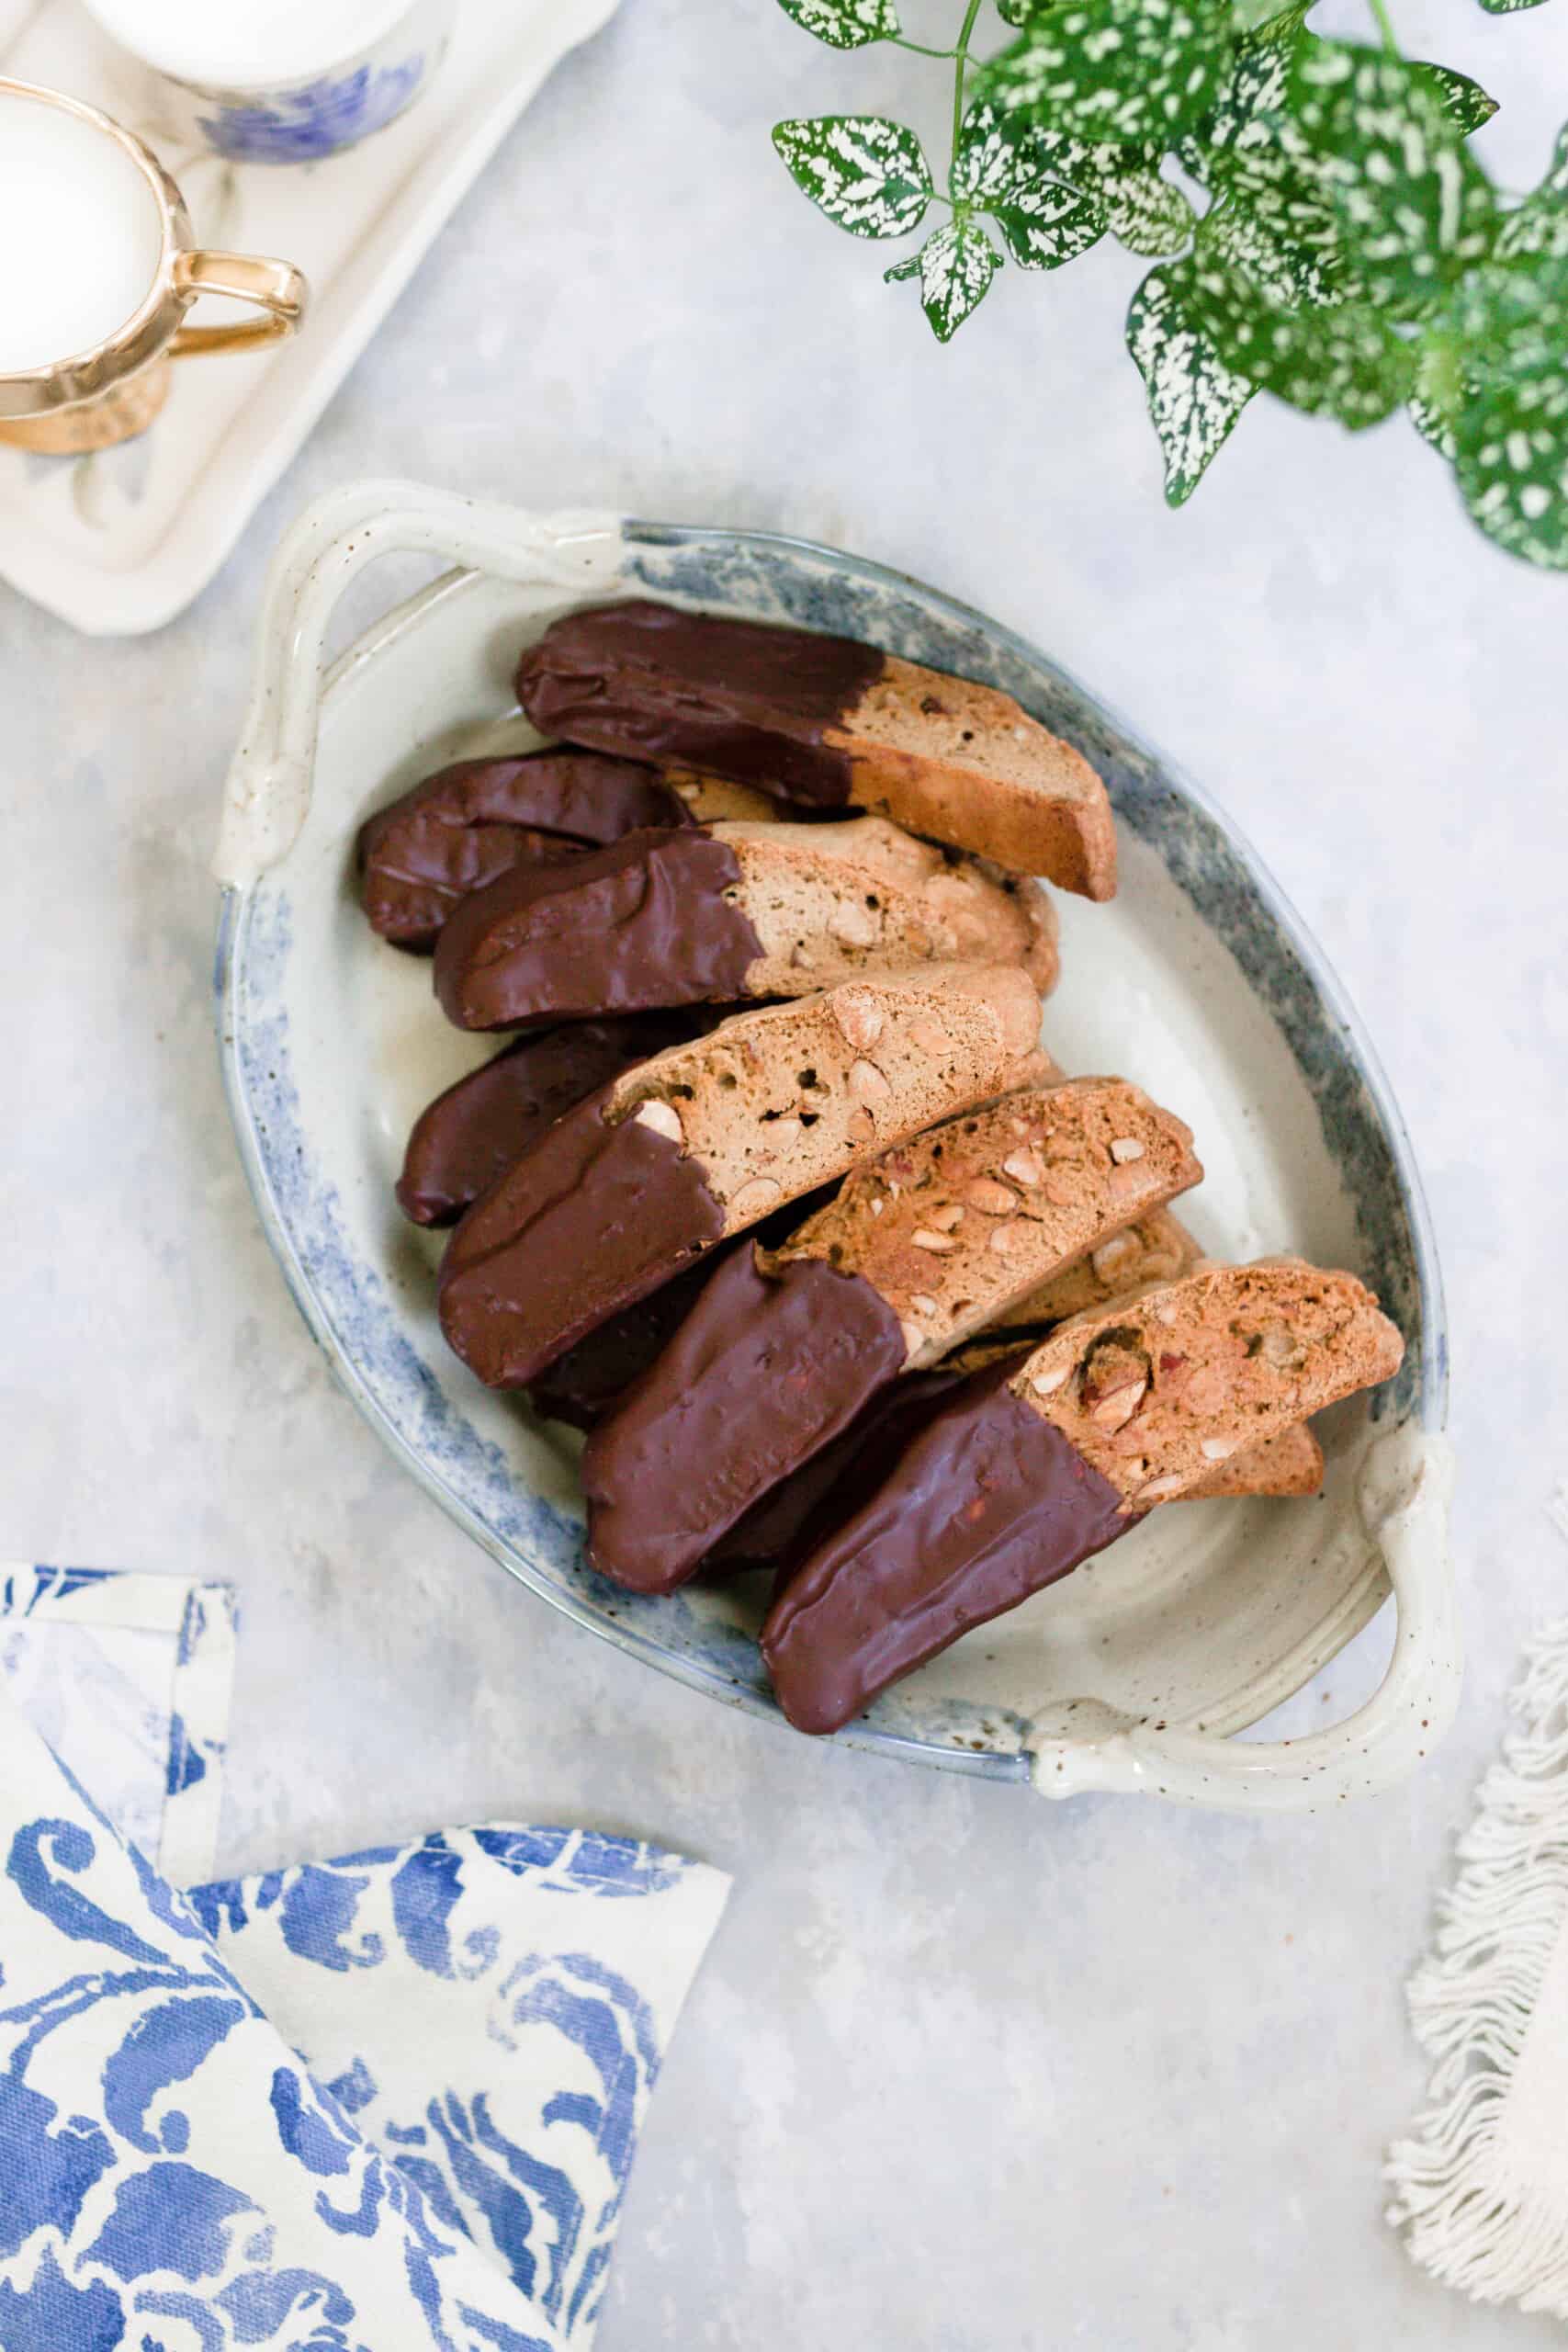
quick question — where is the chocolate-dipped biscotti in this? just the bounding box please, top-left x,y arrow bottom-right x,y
357,749 -> 695,950
581,1077 -> 1201,1595
358,748 -> 787,951
761,1259 -> 1402,1733
516,600 -> 1116,897
395,1010 -> 722,1227
437,963 -> 1046,1390
431,816 -> 1058,1032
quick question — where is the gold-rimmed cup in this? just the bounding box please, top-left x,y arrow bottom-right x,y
0,77 -> 308,454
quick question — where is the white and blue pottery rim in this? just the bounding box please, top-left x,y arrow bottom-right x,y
215,517 -> 1447,1786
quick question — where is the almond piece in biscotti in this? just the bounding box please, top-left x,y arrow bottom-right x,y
515,600 -> 1116,896
437,961 -> 1044,1390
761,1259 -> 1402,1734
579,1075 -> 1201,1596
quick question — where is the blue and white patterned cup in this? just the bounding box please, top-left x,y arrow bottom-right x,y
84,0 -> 454,165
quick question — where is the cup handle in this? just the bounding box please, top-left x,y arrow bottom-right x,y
214,480 -> 626,890
1028,1428 -> 1461,1810
169,251 -> 309,358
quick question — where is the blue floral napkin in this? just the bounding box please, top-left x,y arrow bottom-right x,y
0,1563 -> 238,1884
0,1695 -> 729,2349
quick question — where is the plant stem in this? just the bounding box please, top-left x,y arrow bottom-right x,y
952,0 -> 987,173
1366,0 -> 1400,60
890,35 -> 957,58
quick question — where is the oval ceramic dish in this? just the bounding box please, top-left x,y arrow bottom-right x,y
215,481 -> 1458,1810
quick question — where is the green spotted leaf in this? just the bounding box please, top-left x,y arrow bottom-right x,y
1100,164 -> 1197,254
1415,62 -> 1500,136
1477,0 -> 1551,15
1290,42 -> 1498,307
1433,258 -> 1568,388
1409,390 -> 1459,460
951,102 -> 1108,265
995,0 -> 1038,21
951,98 -> 1035,201
959,105 -> 1190,256
1127,262 -> 1257,503
773,116 -> 933,237
889,219 -> 1005,339
995,179 -> 1107,265
1197,191 -> 1337,302
1186,254 -> 1416,424
1453,368 -> 1568,566
1188,0 -> 1309,172
1496,125 -> 1568,263
981,0 -> 1237,144
774,0 -> 901,45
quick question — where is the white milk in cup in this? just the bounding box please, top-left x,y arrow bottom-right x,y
0,98 -> 164,374
0,80 -> 308,453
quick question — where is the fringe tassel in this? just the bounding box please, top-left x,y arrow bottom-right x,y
1387,1616 -> 1568,2312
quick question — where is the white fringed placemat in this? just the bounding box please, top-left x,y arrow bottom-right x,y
1389,1619 -> 1568,2312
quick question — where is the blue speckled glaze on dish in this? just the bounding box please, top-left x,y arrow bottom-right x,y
217,521 -> 1445,1781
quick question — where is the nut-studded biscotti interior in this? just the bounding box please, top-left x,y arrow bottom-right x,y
1014,1258 -> 1401,1506
515,600 -> 1116,897
437,963 -> 1046,1389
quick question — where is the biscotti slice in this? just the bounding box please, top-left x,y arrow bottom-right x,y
580,1078 -> 1199,1596
357,749 -> 694,950
396,1009 -> 721,1227
431,815 -> 1057,1032
761,1259 -> 1402,1733
437,962 -> 1043,1389
516,600 -> 1116,897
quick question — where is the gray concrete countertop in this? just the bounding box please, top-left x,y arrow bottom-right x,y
3,1 -> 1566,2343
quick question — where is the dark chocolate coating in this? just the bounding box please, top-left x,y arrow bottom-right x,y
526,1186 -> 843,1431
438,1089 -> 726,1388
432,829 -> 763,1033
357,750 -> 692,950
397,1011 -> 716,1227
516,600 -> 886,808
761,1359 -> 1131,1736
710,1362 -> 984,1582
581,1249 -> 908,1596
526,1259 -> 719,1432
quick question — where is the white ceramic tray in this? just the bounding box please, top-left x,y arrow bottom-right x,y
0,0 -> 621,634
215,481 -> 1459,1812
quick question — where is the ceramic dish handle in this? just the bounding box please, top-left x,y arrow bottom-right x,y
214,481 -> 624,890
1030,1428 -> 1460,1810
